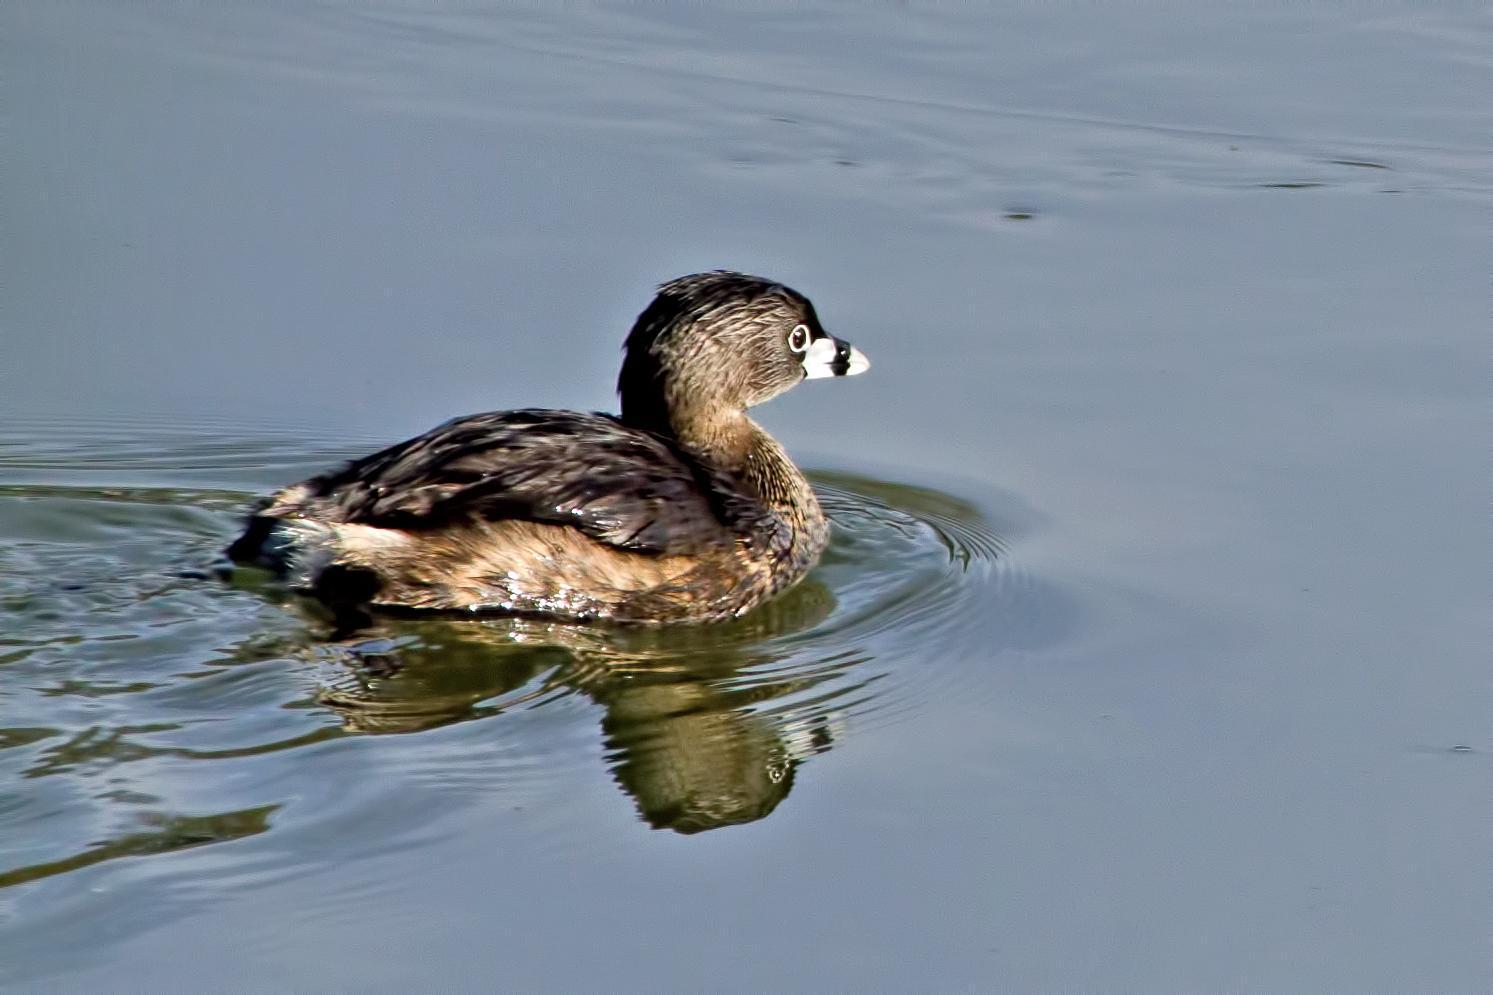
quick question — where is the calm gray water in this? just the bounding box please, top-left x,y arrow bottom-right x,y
3,3 -> 1489,990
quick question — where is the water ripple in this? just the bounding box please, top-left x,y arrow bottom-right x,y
0,426 -> 1073,897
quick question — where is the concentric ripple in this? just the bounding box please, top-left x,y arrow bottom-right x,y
0,422 -> 1072,902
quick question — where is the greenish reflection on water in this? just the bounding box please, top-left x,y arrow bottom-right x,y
0,806 -> 278,890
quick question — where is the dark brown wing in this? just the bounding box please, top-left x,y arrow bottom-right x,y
299,410 -> 771,555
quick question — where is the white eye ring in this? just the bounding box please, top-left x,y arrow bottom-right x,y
788,324 -> 811,355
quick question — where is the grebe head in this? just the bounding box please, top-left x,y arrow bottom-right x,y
618,271 -> 868,435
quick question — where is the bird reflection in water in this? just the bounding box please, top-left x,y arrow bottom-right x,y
310,576 -> 862,833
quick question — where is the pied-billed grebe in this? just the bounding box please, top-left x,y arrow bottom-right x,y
228,271 -> 868,624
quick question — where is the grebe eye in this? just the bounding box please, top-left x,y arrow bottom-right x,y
788,324 -> 811,354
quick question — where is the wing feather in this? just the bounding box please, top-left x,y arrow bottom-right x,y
299,410 -> 761,555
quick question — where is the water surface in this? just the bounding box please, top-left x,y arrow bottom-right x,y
3,2 -> 1488,990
